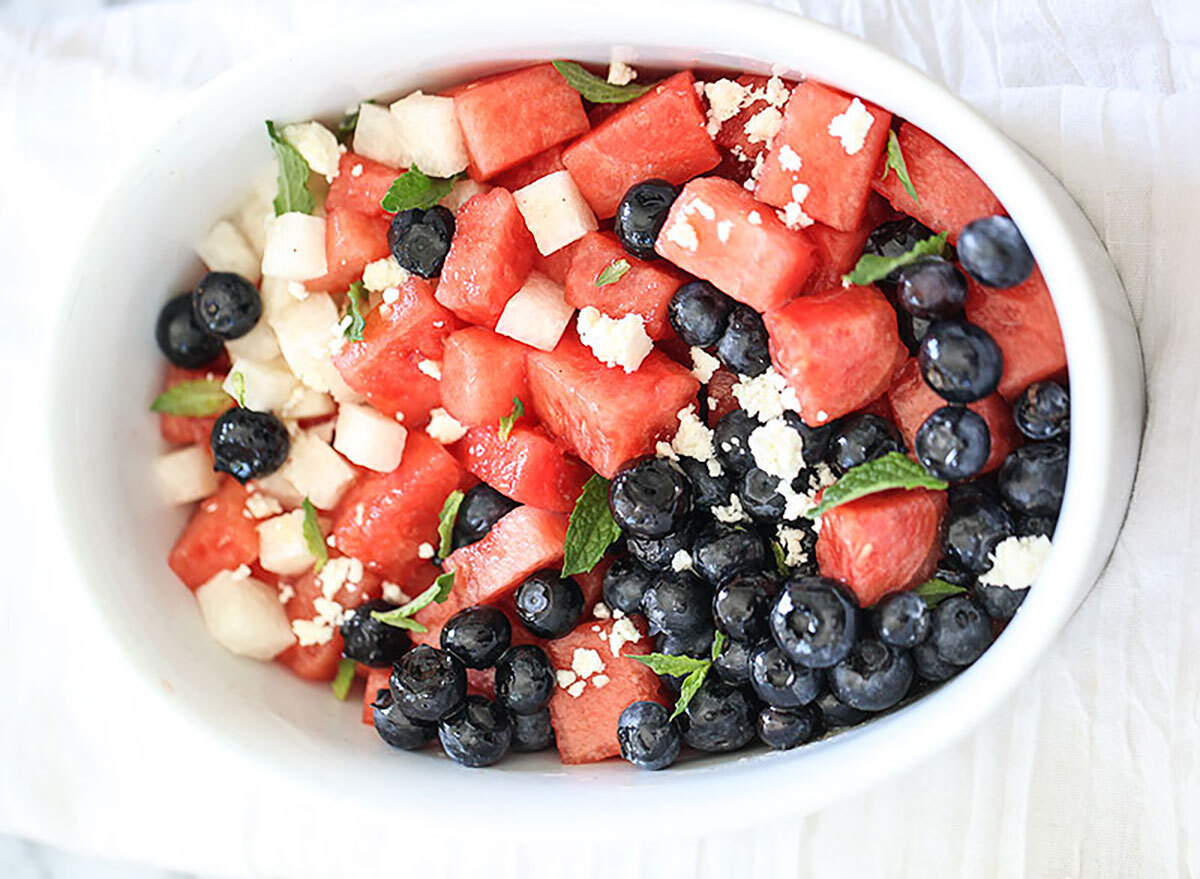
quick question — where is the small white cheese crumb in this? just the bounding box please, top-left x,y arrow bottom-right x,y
744,106 -> 783,144
286,281 -> 309,302
777,525 -> 810,567
664,214 -> 699,252
763,75 -> 791,107
556,669 -> 578,689
317,556 -> 364,600
732,368 -> 801,422
230,564 -> 252,582
716,219 -> 734,244
381,582 -> 409,604
362,255 -> 409,292
571,647 -> 606,679
747,210 -> 763,226
350,163 -> 364,177
816,410 -> 829,421
607,617 -> 642,657
690,199 -> 716,221
827,97 -> 875,155
591,674 -> 610,689
567,680 -> 587,699
655,440 -> 678,460
417,542 -> 435,560
690,347 -> 721,383
670,405 -> 717,463
576,306 -> 653,373
713,494 -> 748,524
979,535 -> 1053,589
245,493 -> 284,520
382,287 -> 400,304
778,144 -> 803,172
671,550 -> 694,572
703,78 -> 752,135
417,359 -> 442,380
277,583 -> 295,604
426,408 -> 468,444
593,602 -> 612,620
607,60 -> 637,85
748,418 -> 806,479
292,619 -> 334,646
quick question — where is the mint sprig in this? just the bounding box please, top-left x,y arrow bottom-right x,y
266,120 -> 316,216
371,571 -> 456,632
229,371 -> 246,408
301,497 -> 329,573
498,397 -> 525,442
807,452 -> 948,518
770,540 -> 789,577
552,61 -> 651,104
380,165 -> 464,213
630,650 -> 714,720
913,578 -> 967,607
344,281 -> 367,341
711,630 -> 726,663
149,379 -> 231,417
437,490 -> 465,558
331,658 -> 356,701
594,259 -> 631,286
842,232 -> 947,286
561,475 -> 621,577
881,129 -> 919,205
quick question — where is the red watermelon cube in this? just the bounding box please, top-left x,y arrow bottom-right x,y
168,478 -> 259,590
440,327 -> 532,427
526,333 -> 701,478
816,488 -> 948,607
453,63 -> 590,180
159,364 -> 232,446
277,565 -> 382,682
755,82 -> 891,232
305,208 -> 391,294
709,73 -> 794,168
564,231 -> 687,339
490,144 -> 567,191
436,187 -> 538,327
764,284 -> 907,425
455,423 -> 591,514
561,71 -> 721,218
803,196 -> 892,293
573,555 -> 612,612
704,366 -> 741,428
325,151 -> 401,218
654,176 -> 818,312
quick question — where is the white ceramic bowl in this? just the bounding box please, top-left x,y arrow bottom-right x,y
48,0 -> 1143,834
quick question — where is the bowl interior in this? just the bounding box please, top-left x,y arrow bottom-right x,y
48,0 -> 1143,833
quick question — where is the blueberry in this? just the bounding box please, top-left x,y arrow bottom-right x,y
608,457 -> 692,538
931,595 -> 992,665
998,441 -> 1068,517
769,577 -> 859,669
947,474 -> 1000,505
712,572 -> 777,641
514,571 -> 584,640
340,599 -> 411,667
1013,381 -> 1070,440
668,280 -> 735,347
614,179 -> 679,260
863,217 -> 938,282
452,484 -> 519,550
828,414 -> 905,474
691,523 -> 765,586
873,591 -> 931,649
371,689 -> 437,750
438,695 -> 511,767
974,580 -> 1027,621
626,519 -> 697,571
918,320 -> 1004,403
897,312 -> 935,356
618,701 -> 682,770
676,456 -> 734,508
782,411 -> 837,467
739,467 -> 787,524
1017,514 -> 1057,539
440,605 -> 512,668
912,638 -> 960,682
602,555 -> 655,616
210,408 -> 290,483
915,406 -> 991,482
757,704 -> 822,750
716,304 -> 771,377
944,496 -> 1015,573
388,206 -> 455,278
494,645 -> 555,715
641,570 -> 712,637
828,638 -> 914,711
680,679 -> 757,753
750,643 -> 823,707
933,565 -> 977,590
656,625 -> 716,661
813,690 -> 869,729
155,292 -> 223,368
714,409 -> 759,474
389,644 -> 467,722
713,637 -> 759,687
191,271 -> 262,340
896,256 -> 968,319
957,216 -> 1035,289
509,708 -> 555,753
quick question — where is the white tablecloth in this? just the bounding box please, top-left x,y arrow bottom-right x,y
1,1 -> 1197,876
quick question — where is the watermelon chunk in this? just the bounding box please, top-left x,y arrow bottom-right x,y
755,82 -> 891,232
277,565 -> 382,682
564,231 -> 688,339
574,555 -> 612,612
871,123 -> 1004,242
543,617 -> 666,764
526,333 -> 701,478
964,268 -> 1066,400
440,327 -> 532,427
330,432 -> 466,582
325,151 -> 400,218
533,238 -> 580,286
710,74 -> 792,168
764,284 -> 907,425
453,63 -> 590,180
455,423 -> 591,513
562,71 -> 720,218
491,144 -> 567,191
159,364 -> 232,446
168,478 -> 259,590
437,188 -> 538,327
306,208 -> 391,294
887,358 -> 1021,474
655,176 -> 818,312
803,196 -> 892,293
704,366 -> 740,428
816,488 -> 948,607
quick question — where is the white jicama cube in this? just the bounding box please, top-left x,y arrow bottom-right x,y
257,509 -> 316,576
390,91 -> 469,178
154,445 -> 219,505
259,274 -> 298,324
280,432 -> 356,510
307,418 -> 336,444
233,160 -> 278,256
224,319 -> 280,363
513,170 -> 598,255
270,292 -> 342,393
494,272 -> 575,351
353,102 -> 405,168
334,403 -> 408,472
281,385 -> 336,420
251,470 -> 305,508
282,120 -> 341,179
195,569 -> 296,660
196,219 -> 262,283
441,178 -> 491,213
224,357 -> 299,414
262,213 -> 328,281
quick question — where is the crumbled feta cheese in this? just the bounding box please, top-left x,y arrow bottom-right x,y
716,219 -> 734,244
350,163 -> 364,177
670,405 -> 716,463
317,556 -> 364,601
286,281 -> 309,301
979,535 -> 1052,589
607,60 -> 637,86
277,583 -> 295,604
690,347 -> 721,383
312,596 -> 347,627
607,617 -> 642,657
780,201 -> 815,230
230,564 -> 252,581
827,97 -> 875,155
567,680 -> 587,699
417,359 -> 442,380
556,669 -> 578,689
777,525 -> 811,567
655,441 -> 678,460
381,287 -> 400,304
426,407 -> 468,444
713,494 -> 748,524
576,306 -> 653,373
571,647 -> 606,679
417,542 -> 435,560
664,214 -> 699,251
744,106 -> 783,144
777,145 -> 803,172
591,674 -> 610,689
816,410 -> 829,422
381,582 -> 408,604
749,418 -> 806,479
592,602 -> 612,620
671,550 -> 694,572
362,255 -> 409,292
245,492 -> 284,520
763,75 -> 791,107
744,153 -> 767,191
732,368 -> 801,422
747,210 -> 763,226
281,121 -> 341,179
690,199 -> 716,221
703,78 -> 752,135
292,618 -> 335,647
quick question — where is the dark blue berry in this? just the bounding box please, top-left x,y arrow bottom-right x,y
602,555 -> 655,616
716,304 -> 771,377
828,638 -> 914,711
915,406 -> 991,481
974,580 -> 1027,621
750,643 -> 822,707
829,414 -> 905,474
608,457 -> 692,538
618,701 -> 682,770
1018,514 -> 1057,538
514,571 -> 584,640
757,704 -> 822,750
897,311 -> 935,356
931,595 -> 992,665
918,320 -> 1004,403
865,217 -> 937,270
1013,381 -> 1069,440
712,572 -> 777,641
714,409 -> 759,474
739,467 -> 786,524
388,206 -> 454,278
668,280 -> 734,347
656,625 -> 715,660
680,679 -> 756,753
340,599 -> 411,667
769,576 -> 859,669
947,474 -> 1000,506
371,689 -> 437,750
813,690 -> 869,728
438,695 -> 511,767
873,591 -> 931,649
998,441 -> 1068,517
494,645 -> 554,715
897,256 -> 968,319
210,408 -> 290,483
783,411 -> 837,467
192,272 -> 262,340
676,456 -> 734,508
944,496 -> 1014,573
509,708 -> 555,752
957,216 -> 1034,289
913,638 -> 960,682
713,637 -> 759,687
155,292 -> 223,368
691,523 -> 765,586
389,644 -> 467,722
641,570 -> 712,637
626,518 -> 696,571
440,605 -> 512,668
615,179 -> 679,261
452,483 -> 518,550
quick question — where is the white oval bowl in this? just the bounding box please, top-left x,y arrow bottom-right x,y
48,0 -> 1143,834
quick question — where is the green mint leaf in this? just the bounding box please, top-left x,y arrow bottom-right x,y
628,652 -> 711,678
266,120 -> 316,216
913,577 -> 967,607
437,490 -> 465,559
371,572 -> 456,632
842,232 -> 947,287
344,281 -> 367,341
552,60 -> 651,104
807,452 -> 948,519
336,99 -> 374,143
561,474 -> 622,577
498,396 -> 525,442
380,165 -> 463,213
882,129 -> 920,205
432,570 -> 455,603
594,259 -> 631,286
229,371 -> 246,408
331,658 -> 357,701
301,497 -> 329,573
671,665 -> 711,720
771,540 -> 789,577
149,379 -> 231,417
711,630 -> 727,663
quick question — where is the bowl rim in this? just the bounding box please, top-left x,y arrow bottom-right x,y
48,0 -> 1144,834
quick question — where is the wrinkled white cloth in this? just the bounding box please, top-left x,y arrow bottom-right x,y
1,1 -> 1197,876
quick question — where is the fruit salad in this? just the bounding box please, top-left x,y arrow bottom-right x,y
150,58 -> 1069,770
